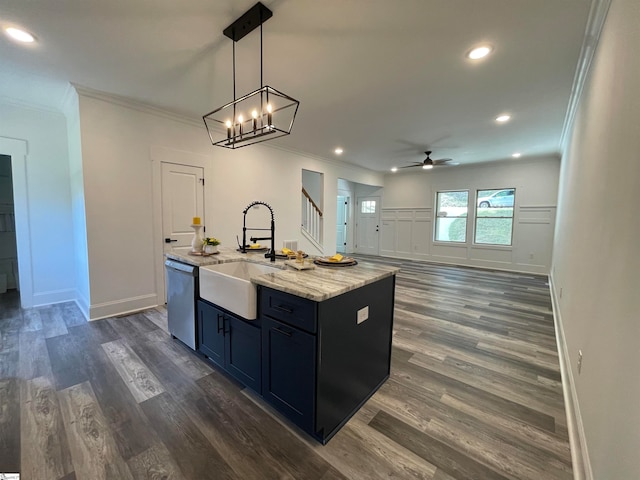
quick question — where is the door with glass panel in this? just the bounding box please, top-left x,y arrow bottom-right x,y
355,196 -> 380,255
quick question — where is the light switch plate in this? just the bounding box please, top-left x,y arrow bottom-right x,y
357,306 -> 369,324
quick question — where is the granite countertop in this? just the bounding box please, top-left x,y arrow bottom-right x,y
165,247 -> 399,302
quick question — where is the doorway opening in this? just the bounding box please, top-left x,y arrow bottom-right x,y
0,154 -> 19,302
336,196 -> 349,254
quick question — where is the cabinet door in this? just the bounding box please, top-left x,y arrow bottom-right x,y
262,317 -> 316,433
225,316 -> 261,393
197,301 -> 225,369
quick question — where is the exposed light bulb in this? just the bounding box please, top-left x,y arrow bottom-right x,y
237,114 -> 243,123
334,148 -> 343,155
5,27 -> 35,43
266,103 -> 273,128
251,110 -> 258,119
225,120 -> 232,140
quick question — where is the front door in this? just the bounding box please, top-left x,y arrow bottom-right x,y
161,162 -> 205,256
355,196 -> 380,255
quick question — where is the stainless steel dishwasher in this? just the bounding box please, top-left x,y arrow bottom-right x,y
165,259 -> 198,350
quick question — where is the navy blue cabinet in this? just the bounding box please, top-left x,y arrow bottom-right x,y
197,300 -> 261,393
261,316 -> 316,432
259,276 -> 395,444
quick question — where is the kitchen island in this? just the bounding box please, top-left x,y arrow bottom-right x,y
165,248 -> 399,443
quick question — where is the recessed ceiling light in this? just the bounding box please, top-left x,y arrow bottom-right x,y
391,167 -> 398,173
334,148 -> 343,155
495,114 -> 511,123
512,152 -> 522,158
467,44 -> 493,60
4,27 -> 35,43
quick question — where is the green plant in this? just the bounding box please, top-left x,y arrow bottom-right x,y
203,237 -> 221,246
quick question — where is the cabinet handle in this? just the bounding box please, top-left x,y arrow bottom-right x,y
217,313 -> 224,334
273,327 -> 292,337
274,304 -> 293,314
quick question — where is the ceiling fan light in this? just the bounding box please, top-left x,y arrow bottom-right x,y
467,44 -> 493,60
423,164 -> 433,170
391,167 -> 398,172
5,27 -> 35,43
495,114 -> 511,123
512,152 -> 522,158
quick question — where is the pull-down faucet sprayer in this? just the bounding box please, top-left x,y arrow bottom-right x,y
241,201 -> 275,262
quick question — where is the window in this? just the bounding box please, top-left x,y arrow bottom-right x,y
435,190 -> 468,242
361,200 -> 376,213
475,188 -> 515,245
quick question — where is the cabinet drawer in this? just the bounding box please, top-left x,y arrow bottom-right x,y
260,287 -> 317,334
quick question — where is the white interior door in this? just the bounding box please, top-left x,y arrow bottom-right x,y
355,196 -> 380,255
336,196 -> 349,253
161,162 -> 205,256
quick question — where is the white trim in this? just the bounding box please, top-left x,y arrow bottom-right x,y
31,288 -> 76,307
560,0 -> 612,151
549,274 -> 593,480
89,293 -> 159,321
0,136 -> 34,308
75,289 -> 90,320
74,84 -> 203,129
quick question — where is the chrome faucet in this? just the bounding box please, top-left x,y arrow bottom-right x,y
242,201 -> 275,262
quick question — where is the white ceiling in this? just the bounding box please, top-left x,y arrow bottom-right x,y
0,0 -> 591,172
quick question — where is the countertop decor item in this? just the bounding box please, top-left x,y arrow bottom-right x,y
314,256 -> 358,267
202,2 -> 300,149
191,224 -> 204,253
203,236 -> 221,254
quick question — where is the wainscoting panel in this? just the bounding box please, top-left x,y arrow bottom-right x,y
381,206 -> 556,274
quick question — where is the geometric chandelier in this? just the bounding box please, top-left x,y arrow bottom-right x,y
203,2 -> 300,149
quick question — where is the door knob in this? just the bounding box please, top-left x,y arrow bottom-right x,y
165,238 -> 178,243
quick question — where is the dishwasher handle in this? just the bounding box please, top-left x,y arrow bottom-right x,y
165,259 -> 197,275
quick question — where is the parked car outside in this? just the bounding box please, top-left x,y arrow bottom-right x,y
477,189 -> 515,208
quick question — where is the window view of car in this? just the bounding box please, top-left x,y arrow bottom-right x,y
477,189 -> 515,208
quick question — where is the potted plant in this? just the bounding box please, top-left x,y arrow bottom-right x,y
203,237 -> 221,254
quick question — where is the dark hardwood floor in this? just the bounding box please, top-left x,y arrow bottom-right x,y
0,258 -> 572,479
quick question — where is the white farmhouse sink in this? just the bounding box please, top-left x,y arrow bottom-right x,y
199,261 -> 281,320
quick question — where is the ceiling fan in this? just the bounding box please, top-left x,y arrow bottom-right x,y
400,151 -> 458,170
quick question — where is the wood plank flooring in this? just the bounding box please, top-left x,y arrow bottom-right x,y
0,258 -> 572,479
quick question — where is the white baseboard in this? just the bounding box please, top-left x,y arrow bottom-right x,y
31,288 -> 76,307
379,252 -> 548,275
75,290 -> 90,320
549,274 -> 593,480
89,293 -> 160,321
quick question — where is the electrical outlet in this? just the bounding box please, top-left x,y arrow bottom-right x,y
577,350 -> 583,374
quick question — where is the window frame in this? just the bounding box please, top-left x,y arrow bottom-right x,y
474,188 -> 516,246
434,189 -> 469,244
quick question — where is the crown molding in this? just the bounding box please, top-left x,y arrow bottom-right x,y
0,95 -> 66,117
71,84 -> 383,180
559,0 -> 612,152
72,84 -> 204,129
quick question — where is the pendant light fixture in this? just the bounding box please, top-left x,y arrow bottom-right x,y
203,2 -> 300,149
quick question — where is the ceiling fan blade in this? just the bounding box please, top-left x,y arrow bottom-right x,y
435,161 -> 460,167
433,158 -> 453,164
398,164 -> 423,169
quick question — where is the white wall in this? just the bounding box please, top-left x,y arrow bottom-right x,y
0,101 -> 76,306
63,89 -> 91,316
381,156 -> 560,273
552,0 -> 640,478
76,90 -> 383,319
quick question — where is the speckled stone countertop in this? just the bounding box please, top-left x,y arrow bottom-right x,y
165,247 -> 399,302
